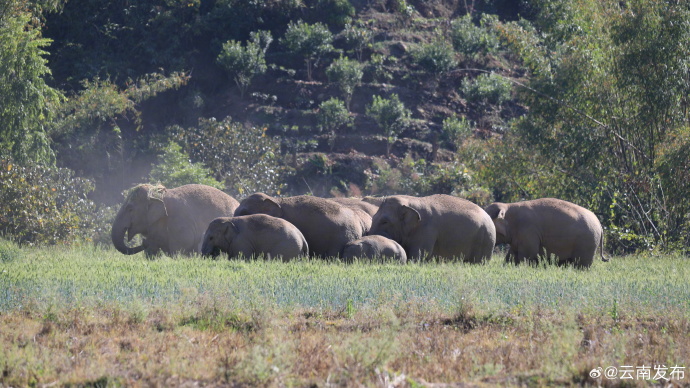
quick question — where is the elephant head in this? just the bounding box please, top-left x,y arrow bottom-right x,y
111,184 -> 168,255
370,197 -> 421,244
201,218 -> 239,258
234,193 -> 282,217
484,202 -> 510,244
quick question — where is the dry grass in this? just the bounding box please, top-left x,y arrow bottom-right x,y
1,302 -> 688,387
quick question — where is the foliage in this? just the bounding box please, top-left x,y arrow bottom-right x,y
217,30 -> 273,98
0,2 -> 63,164
490,0 -> 690,251
450,14 -> 500,57
325,56 -> 363,108
460,72 -> 513,108
0,157 -> 105,245
441,115 -> 473,149
411,35 -> 457,83
365,94 -> 412,156
149,142 -> 224,190
317,98 -> 352,150
170,117 -> 285,197
313,0 -> 355,29
339,21 -> 374,61
280,20 -> 335,81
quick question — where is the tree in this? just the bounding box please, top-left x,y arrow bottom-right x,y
281,20 -> 334,81
217,30 -> 273,98
149,142 -> 224,189
366,94 -> 411,156
325,56 -> 363,109
491,0 -> 690,251
317,98 -> 352,150
0,1 -> 63,164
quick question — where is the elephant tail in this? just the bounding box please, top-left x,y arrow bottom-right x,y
599,232 -> 609,262
301,236 -> 309,257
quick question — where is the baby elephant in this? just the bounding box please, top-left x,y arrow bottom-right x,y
341,235 -> 407,264
201,214 -> 308,261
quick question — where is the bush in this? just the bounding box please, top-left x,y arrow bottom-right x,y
460,72 -> 512,107
450,14 -> 500,57
317,98 -> 353,150
314,0 -> 355,29
281,20 -> 334,81
217,30 -> 273,98
366,94 -> 411,156
339,22 -> 374,61
0,157 -> 106,245
171,117 -> 285,196
149,141 -> 224,190
441,115 -> 473,149
411,37 -> 457,81
326,56 -> 363,108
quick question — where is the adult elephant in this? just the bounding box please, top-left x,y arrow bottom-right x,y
484,198 -> 607,268
201,214 -> 308,261
234,193 -> 366,258
369,194 -> 496,263
341,235 -> 407,264
111,184 -> 239,256
327,197 -> 379,233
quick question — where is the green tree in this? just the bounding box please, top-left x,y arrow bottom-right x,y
171,117 -> 285,197
412,36 -> 457,88
217,30 -> 273,98
366,94 -> 411,156
0,1 -> 63,163
281,20 -> 334,81
317,98 -> 352,150
325,56 -> 363,109
492,0 -> 690,251
149,142 -> 224,189
339,22 -> 373,61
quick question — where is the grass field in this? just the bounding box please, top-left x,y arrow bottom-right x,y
1,240 -> 688,386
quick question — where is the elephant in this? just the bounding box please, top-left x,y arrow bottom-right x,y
484,198 -> 607,268
327,197 -> 379,233
368,194 -> 496,263
341,235 -> 407,264
234,193 -> 366,258
111,184 -> 239,256
200,214 -> 308,261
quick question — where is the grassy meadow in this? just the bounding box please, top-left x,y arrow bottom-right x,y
0,240 -> 688,387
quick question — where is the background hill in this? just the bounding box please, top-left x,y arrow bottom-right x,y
1,0 -> 689,253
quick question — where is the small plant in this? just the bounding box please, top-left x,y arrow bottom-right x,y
149,141 -> 224,190
412,36 -> 457,87
317,98 -> 353,150
314,0 -> 355,29
217,30 -> 273,98
340,22 -> 374,61
450,14 -> 500,57
326,56 -> 363,108
441,115 -> 473,149
460,72 -> 513,107
281,20 -> 335,81
365,94 -> 412,156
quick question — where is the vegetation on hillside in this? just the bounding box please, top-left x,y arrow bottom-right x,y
1,0 -> 689,253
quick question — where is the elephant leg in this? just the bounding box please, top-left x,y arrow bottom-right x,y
515,239 -> 539,265
504,247 -> 518,265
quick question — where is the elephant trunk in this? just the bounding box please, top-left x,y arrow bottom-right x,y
200,240 -> 220,258
111,217 -> 145,255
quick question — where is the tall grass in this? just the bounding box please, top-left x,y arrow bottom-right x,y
1,241 -> 688,318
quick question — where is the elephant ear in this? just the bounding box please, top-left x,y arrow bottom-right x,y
260,196 -> 282,216
147,197 -> 168,226
401,205 -> 421,234
493,207 -> 509,238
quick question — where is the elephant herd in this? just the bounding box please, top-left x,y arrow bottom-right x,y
111,184 -> 608,268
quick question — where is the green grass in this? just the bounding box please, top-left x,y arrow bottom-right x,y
1,241 -> 688,318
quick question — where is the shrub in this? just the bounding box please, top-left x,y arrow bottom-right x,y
460,72 -> 512,107
441,115 -> 473,149
314,0 -> 355,29
149,141 -> 224,189
171,117 -> 285,196
217,30 -> 273,98
281,20 -> 334,81
0,157 -> 105,245
317,98 -> 353,150
450,14 -> 500,57
326,56 -> 364,108
340,22 -> 374,61
366,94 -> 411,156
411,37 -> 457,81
